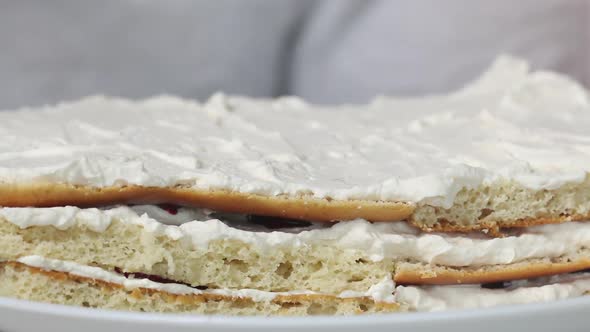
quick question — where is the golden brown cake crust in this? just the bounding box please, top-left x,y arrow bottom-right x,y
0,182 -> 414,222
394,256 -> 590,285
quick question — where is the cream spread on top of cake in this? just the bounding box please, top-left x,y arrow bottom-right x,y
2,205 -> 590,266
0,56 -> 588,207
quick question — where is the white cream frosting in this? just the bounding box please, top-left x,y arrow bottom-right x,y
3,205 -> 590,266
395,273 -> 590,311
1,56 -> 589,207
14,255 -> 395,303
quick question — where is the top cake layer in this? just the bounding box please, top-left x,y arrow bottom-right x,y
0,56 -> 589,223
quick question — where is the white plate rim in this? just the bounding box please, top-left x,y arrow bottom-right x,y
2,295 -> 590,327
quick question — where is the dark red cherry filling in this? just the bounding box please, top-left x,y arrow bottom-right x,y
157,204 -> 179,215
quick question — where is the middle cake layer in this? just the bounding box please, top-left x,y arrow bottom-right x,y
2,205 -> 590,294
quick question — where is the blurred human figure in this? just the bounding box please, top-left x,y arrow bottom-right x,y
0,0 -> 587,108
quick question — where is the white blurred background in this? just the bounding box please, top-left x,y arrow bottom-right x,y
0,0 -> 588,109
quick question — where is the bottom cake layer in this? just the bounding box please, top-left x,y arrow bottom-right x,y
0,259 -> 400,316
2,256 -> 590,316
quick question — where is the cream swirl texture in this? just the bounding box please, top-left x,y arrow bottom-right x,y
0,56 -> 589,206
